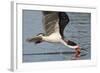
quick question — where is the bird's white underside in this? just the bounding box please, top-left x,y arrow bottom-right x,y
42,30 -> 78,49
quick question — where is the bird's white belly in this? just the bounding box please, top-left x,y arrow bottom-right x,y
42,33 -> 62,43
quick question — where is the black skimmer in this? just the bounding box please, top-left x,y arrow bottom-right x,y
27,11 -> 81,57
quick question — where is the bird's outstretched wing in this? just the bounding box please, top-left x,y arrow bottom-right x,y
58,12 -> 70,38
42,11 -> 60,36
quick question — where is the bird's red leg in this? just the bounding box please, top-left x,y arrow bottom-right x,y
75,46 -> 81,57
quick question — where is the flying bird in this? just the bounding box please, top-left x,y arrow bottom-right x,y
27,11 -> 81,57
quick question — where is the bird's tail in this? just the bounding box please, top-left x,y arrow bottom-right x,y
26,38 -> 35,42
26,36 -> 43,44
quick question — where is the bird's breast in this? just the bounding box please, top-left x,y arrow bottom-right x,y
42,33 -> 62,43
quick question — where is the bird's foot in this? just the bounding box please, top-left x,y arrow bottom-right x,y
75,46 -> 81,57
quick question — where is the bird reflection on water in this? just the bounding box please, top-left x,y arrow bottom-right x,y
23,48 -> 88,61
